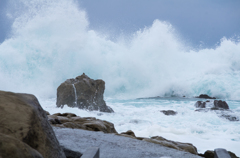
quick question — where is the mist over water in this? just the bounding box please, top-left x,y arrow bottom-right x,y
1,0 -> 240,100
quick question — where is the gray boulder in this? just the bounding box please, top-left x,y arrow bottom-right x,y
56,73 -> 114,113
0,90 -> 66,158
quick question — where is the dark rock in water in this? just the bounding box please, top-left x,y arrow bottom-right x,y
194,100 -> 239,122
214,148 -> 231,158
56,73 -> 114,113
214,100 -> 229,109
194,100 -> 229,110
196,94 -> 216,99
0,90 -> 65,158
48,113 -> 118,133
195,101 -> 206,108
160,110 -> 177,115
62,146 -> 82,158
0,133 -> 44,158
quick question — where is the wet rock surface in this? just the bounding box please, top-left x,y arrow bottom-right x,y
48,112 -> 117,133
0,91 -> 65,158
56,73 -> 114,113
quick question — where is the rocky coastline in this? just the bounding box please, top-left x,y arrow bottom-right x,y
0,74 -> 239,158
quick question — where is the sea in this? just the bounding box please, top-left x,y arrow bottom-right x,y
0,0 -> 239,155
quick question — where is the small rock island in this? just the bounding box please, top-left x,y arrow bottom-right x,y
56,73 -> 114,113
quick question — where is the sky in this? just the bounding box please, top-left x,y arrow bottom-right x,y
0,0 -> 240,48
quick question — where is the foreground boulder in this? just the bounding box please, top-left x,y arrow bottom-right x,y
0,91 -> 66,158
48,112 -> 117,133
56,73 -> 114,113
0,133 -> 43,158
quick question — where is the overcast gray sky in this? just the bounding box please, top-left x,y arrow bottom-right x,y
0,0 -> 240,48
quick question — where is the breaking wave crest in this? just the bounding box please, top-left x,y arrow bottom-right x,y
0,0 -> 240,99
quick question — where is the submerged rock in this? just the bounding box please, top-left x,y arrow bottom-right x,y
56,73 -> 114,113
160,110 -> 177,115
0,91 -> 65,158
48,113 -> 117,133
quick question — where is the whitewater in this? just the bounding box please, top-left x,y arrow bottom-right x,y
0,0 -> 239,155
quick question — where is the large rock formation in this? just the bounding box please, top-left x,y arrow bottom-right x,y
48,112 -> 117,133
0,91 -> 66,158
56,73 -> 114,113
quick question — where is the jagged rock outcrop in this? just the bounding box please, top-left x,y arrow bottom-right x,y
56,73 -> 114,113
0,91 -> 66,158
48,112 -> 117,133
